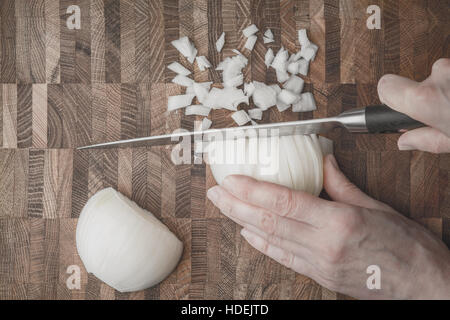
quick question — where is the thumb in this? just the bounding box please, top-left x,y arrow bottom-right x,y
323,155 -> 395,213
398,127 -> 450,154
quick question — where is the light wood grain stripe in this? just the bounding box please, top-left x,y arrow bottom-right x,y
45,0 -> 60,83
120,0 -> 136,83
120,83 -> 137,140
28,149 -> 45,217
17,84 -> 33,148
91,0 -> 106,83
2,84 -> 17,148
0,150 -> 14,217
13,149 -> 28,217
43,149 -> 73,218
106,84 -> 121,142
71,149 -> 89,218
32,84 -> 47,148
0,0 -> 16,83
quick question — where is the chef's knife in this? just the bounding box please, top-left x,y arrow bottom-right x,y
77,104 -> 424,150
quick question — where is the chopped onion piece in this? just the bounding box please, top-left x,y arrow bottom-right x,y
252,83 -> 277,110
244,82 -> 256,97
265,48 -> 274,67
248,108 -> 263,120
276,69 -> 290,83
251,120 -> 258,126
193,82 -> 209,103
171,74 -> 194,87
200,118 -> 212,130
203,87 -> 246,111
168,94 -> 195,111
287,61 -> 300,74
271,47 -> 289,71
278,89 -> 300,105
292,92 -> 317,112
231,110 -> 251,126
167,62 -> 191,76
216,32 -> 225,52
224,74 -> 244,88
264,29 -> 274,40
232,95 -> 249,109
283,75 -> 304,94
298,29 -> 311,47
301,43 -> 318,61
263,37 -> 274,44
298,58 -> 309,76
270,84 -> 281,93
196,56 -> 212,71
276,101 -> 290,112
243,24 -> 259,37
244,35 -> 258,51
185,105 -> 211,116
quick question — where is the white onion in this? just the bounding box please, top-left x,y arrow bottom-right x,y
185,104 -> 211,116
301,43 -> 318,62
244,82 -> 256,97
208,135 -> 332,196
276,69 -> 290,83
200,118 -> 212,130
203,87 -> 247,111
216,32 -> 225,52
76,188 -> 183,292
193,82 -> 209,103
243,24 -> 259,37
263,37 -> 274,44
287,61 -> 300,75
271,47 -> 289,71
252,82 -> 277,110
168,94 -> 195,111
244,35 -> 258,51
167,62 -> 191,76
298,58 -> 309,76
171,36 -> 197,63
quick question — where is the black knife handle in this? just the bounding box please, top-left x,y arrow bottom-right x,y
365,104 -> 424,133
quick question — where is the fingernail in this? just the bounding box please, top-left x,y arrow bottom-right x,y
398,143 -> 415,151
207,186 -> 220,203
222,175 -> 234,189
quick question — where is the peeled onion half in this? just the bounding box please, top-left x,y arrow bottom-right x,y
76,188 -> 183,293
208,135 -> 333,196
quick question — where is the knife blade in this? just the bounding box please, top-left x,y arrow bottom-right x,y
77,105 -> 424,150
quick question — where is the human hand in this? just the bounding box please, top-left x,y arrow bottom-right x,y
378,58 -> 450,153
207,155 -> 450,299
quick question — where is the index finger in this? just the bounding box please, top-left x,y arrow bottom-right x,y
377,74 -> 420,119
221,175 -> 338,227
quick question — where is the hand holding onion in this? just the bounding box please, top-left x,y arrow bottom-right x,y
207,156 -> 450,299
378,58 -> 450,153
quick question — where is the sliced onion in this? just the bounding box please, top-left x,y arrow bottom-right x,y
278,89 -> 300,105
276,69 -> 290,83
243,24 -> 259,37
168,94 -> 195,111
252,83 -> 277,110
171,74 -> 194,87
292,92 -> 317,112
287,61 -> 300,75
216,32 -> 225,52
200,118 -> 212,130
264,29 -> 274,40
265,48 -> 274,67
298,58 -> 309,76
231,110 -> 251,126
263,37 -> 274,44
244,35 -> 258,51
193,82 -> 210,103
185,104 -> 211,116
283,75 -> 304,94
196,56 -> 212,71
244,82 -> 256,97
167,62 -> 191,76
248,108 -> 263,120
171,36 -> 197,63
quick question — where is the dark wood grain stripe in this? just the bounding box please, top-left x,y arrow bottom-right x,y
47,84 -> 64,148
132,148 -> 148,210
17,84 -> 33,148
120,0 -> 136,83
0,88 -> 2,146
135,0 -> 150,82
71,149 -> 89,218
219,219 -> 236,298
13,149 -> 28,217
105,0 -> 121,83
76,84 -> 92,147
136,83 -> 151,138
207,0 -> 222,83
75,0 -> 92,83
28,149 -> 45,217
91,0 -> 106,83
164,0 -> 180,82
0,0 -> 16,83
91,83 -> 107,144
148,0 -> 165,83
147,147 -> 162,218
106,84 -> 121,142
103,149 -> 118,190
383,0 -> 400,75
60,0 -> 76,83
120,84 -> 137,140
0,150 -> 14,217
191,218 -> 207,284
62,84 -> 82,147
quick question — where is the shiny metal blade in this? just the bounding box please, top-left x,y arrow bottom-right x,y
77,117 -> 341,150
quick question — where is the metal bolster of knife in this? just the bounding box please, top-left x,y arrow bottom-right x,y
337,108 -> 368,133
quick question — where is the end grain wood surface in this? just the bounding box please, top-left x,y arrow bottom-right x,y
0,0 -> 449,300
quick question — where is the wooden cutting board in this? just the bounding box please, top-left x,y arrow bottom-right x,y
0,0 -> 449,300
